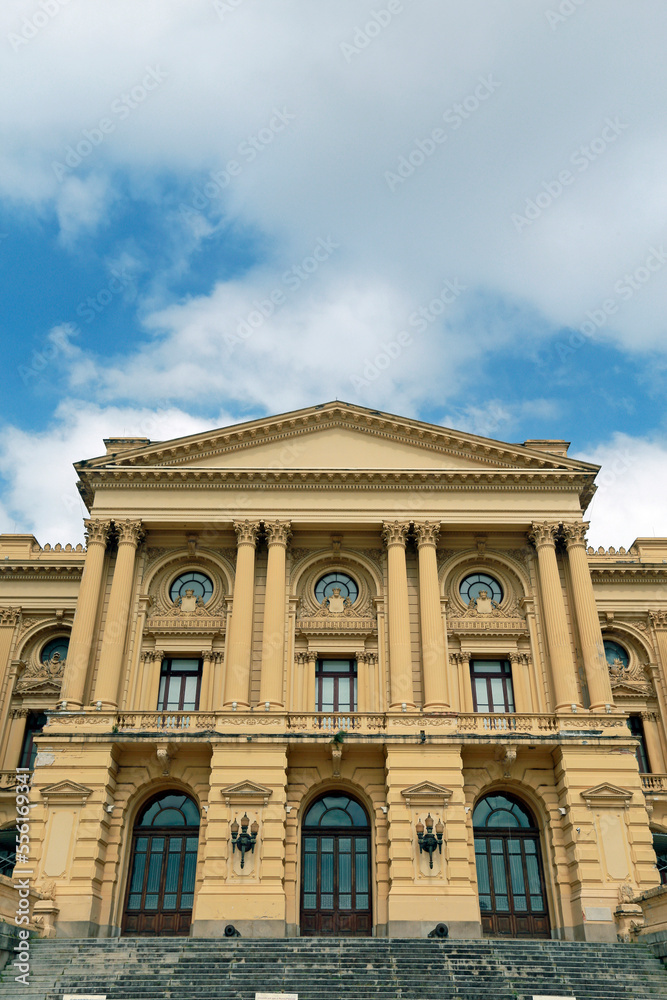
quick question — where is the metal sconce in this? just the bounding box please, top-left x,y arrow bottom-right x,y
416,814 -> 443,869
230,813 -> 259,869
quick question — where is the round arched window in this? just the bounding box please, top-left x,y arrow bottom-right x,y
315,572 -> 358,605
41,636 -> 69,663
169,571 -> 213,604
460,572 -> 503,605
303,794 -> 369,828
473,793 -> 535,830
137,792 -> 200,828
604,640 -> 629,669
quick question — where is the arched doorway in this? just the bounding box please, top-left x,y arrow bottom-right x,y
473,792 -> 550,938
122,791 -> 200,936
300,793 -> 372,936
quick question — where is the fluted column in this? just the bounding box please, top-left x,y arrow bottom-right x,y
562,522 -> 614,711
382,521 -> 415,709
641,712 -> 666,772
60,519 -> 111,708
414,521 -> 449,709
529,522 -> 581,712
223,520 -> 260,708
259,520 -> 292,708
92,520 -> 142,708
306,649 -> 317,711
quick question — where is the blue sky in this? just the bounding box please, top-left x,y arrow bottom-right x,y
1,0 -> 666,546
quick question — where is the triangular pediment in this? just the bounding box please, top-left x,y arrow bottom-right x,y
220,780 -> 273,805
78,401 -> 598,475
581,782 -> 633,806
40,780 -> 92,804
401,781 -> 453,805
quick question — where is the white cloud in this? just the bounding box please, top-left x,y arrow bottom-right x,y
575,434 -> 667,547
0,401 -> 220,543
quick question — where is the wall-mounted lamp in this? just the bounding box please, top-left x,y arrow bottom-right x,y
605,703 -> 612,714
558,807 -> 567,816
232,702 -> 238,712
264,701 -> 270,712
571,704 -> 577,713
202,804 -> 209,812
231,813 -> 259,869
285,805 -> 292,813
401,702 -> 407,713
464,806 -> 471,814
416,814 -> 443,869
95,701 -> 102,711
380,806 -> 388,814
104,803 -> 114,813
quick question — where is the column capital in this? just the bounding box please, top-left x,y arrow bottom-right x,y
264,519 -> 292,547
414,521 -> 441,548
0,608 -> 20,627
650,611 -> 667,630
233,520 -> 261,546
562,521 -> 590,549
115,519 -> 143,546
382,520 -> 410,547
529,521 -> 559,549
84,518 -> 111,547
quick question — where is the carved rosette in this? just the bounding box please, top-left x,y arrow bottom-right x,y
528,521 -> 558,549
0,608 -> 20,628
562,521 -> 589,549
264,520 -> 292,547
382,521 -> 410,548
234,520 -> 260,546
414,521 -> 441,549
115,519 -> 143,546
84,519 -> 111,547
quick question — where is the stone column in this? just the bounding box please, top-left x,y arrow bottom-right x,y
306,650 -> 317,712
642,712 -> 666,772
2,709 -> 28,769
649,612 -> 667,753
0,612 -> 20,763
414,521 -> 449,710
200,650 -> 213,712
382,521 -> 415,709
60,519 -> 111,708
259,520 -> 292,709
529,522 -> 581,712
509,653 -> 531,713
563,522 -> 614,711
223,521 -> 260,708
92,520 -> 142,709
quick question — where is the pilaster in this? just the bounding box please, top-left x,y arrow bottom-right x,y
382,521 -> 415,709
259,520 -> 291,709
414,522 -> 449,710
223,521 -> 260,709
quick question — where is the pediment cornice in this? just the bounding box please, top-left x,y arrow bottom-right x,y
77,402 -> 597,474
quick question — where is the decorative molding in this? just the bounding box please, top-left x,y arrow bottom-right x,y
40,780 -> 93,806
115,519 -> 143,546
581,783 -> 633,809
401,781 -> 453,808
561,521 -> 589,547
608,657 -> 653,697
84,519 -> 111,547
0,608 -> 20,627
414,521 -> 441,548
234,520 -> 260,546
382,521 -> 410,547
264,519 -> 292,546
220,780 -> 273,807
650,611 -> 667,630
528,521 -> 558,548
16,654 -> 65,695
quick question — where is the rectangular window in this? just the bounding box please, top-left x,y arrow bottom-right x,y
628,715 -> 651,773
18,712 -> 48,769
470,660 -> 515,713
157,658 -> 202,711
316,659 -> 357,712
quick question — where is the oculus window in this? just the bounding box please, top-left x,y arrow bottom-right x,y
169,571 -> 213,605
315,572 -> 358,605
460,572 -> 503,605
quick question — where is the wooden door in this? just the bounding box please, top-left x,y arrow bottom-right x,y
301,831 -> 372,936
122,830 -> 198,936
474,832 -> 550,938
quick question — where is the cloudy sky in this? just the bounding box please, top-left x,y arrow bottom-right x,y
1,0 -> 666,547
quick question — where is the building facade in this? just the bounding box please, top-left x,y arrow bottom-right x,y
0,401 -> 666,941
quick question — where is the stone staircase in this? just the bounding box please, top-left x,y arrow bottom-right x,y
0,937 -> 666,1000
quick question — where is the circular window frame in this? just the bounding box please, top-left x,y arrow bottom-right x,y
458,571 -> 504,607
603,638 -> 630,670
299,562 -> 371,618
450,565 -> 514,616
314,572 -> 360,606
153,561 -> 225,617
168,570 -> 215,606
40,635 -> 70,664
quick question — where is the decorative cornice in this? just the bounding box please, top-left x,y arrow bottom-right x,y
220,780 -> 273,806
401,781 -> 453,808
581,783 -> 633,809
562,521 -> 589,548
40,780 -> 93,806
382,521 -> 410,547
414,521 -> 441,548
234,520 -> 260,546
